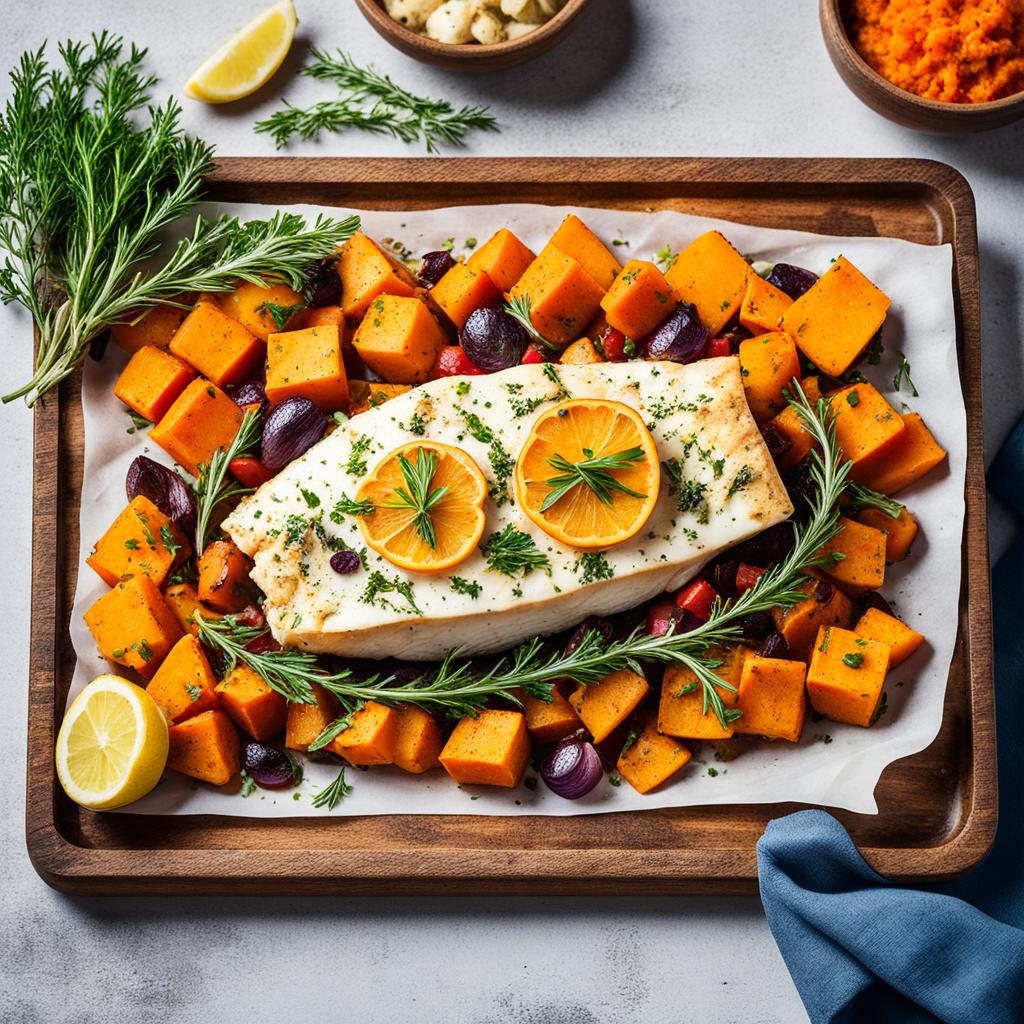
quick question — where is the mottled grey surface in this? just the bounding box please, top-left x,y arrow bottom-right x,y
1,1 -> 1021,1021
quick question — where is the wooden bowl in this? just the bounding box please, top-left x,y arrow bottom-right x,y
354,0 -> 592,72
820,0 -> 1024,133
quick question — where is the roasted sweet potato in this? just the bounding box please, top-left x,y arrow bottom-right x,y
352,295 -> 448,385
599,259 -> 675,339
733,655 -> 807,743
197,539 -> 258,613
439,709 -> 531,788
164,582 -> 220,637
467,228 -> 536,291
169,301 -> 264,386
338,232 -> 417,318
110,299 -> 192,354
348,379 -> 413,415
771,570 -> 853,660
659,644 -> 746,740
149,378 -> 244,477
817,516 -> 887,596
857,413 -> 947,495
665,231 -> 750,336
854,608 -> 925,666
546,214 -> 621,290
265,324 -> 349,412
559,337 -> 604,364
616,713 -> 692,794
740,273 -> 792,335
86,495 -> 189,588
327,700 -> 398,766
216,663 -> 288,741
856,505 -> 918,562
167,709 -> 241,786
430,262 -> 501,329
829,383 -> 907,481
515,686 -> 582,745
569,668 -> 649,743
768,376 -> 823,470
806,625 -> 890,727
738,332 -> 802,422
147,634 -> 220,723
214,280 -> 305,341
510,247 -> 606,345
114,346 -> 197,424
393,706 -> 444,773
284,683 -> 339,752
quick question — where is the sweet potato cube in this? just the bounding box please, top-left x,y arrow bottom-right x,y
546,214 -> 621,290
738,332 -> 802,422
284,683 -> 339,752
829,383 -> 907,481
659,645 -> 746,740
599,259 -> 675,339
393,706 -> 444,773
733,656 -> 807,743
352,295 -> 448,385
781,256 -> 891,376
147,634 -> 220,724
665,231 -> 750,336
197,539 -> 257,613
214,281 -> 305,342
858,413 -> 947,496
83,575 -> 184,679
740,273 -> 793,335
114,346 -> 197,424
265,324 -> 349,412
348,380 -> 412,415
769,376 -> 823,470
149,378 -> 244,477
467,228 -> 536,292
510,247 -> 606,345
772,570 -> 854,660
616,714 -> 692,794
439,709 -> 531,788
87,495 -> 189,588
338,231 -> 417,319
291,305 -> 345,334
327,700 -> 398,766
164,582 -> 220,636
216,663 -> 288,741
569,668 -> 650,743
818,516 -> 887,596
515,687 -> 582,745
857,506 -> 919,562
169,301 -> 264,386
167,709 -> 240,786
559,337 -> 604,365
807,626 -> 890,727
430,262 -> 501,330
110,299 -> 191,354
854,608 -> 925,666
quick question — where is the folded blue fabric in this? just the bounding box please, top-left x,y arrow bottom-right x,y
757,414 -> 1024,1023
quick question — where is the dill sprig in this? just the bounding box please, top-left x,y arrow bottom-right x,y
379,448 -> 447,549
846,483 -> 903,519
0,34 -> 359,405
542,446 -> 648,512
255,49 -> 498,153
194,409 -> 262,554
503,294 -> 559,351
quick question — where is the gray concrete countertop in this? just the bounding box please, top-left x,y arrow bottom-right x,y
2,2 -> 1021,1021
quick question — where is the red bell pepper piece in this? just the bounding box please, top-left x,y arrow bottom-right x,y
707,337 -> 732,359
245,632 -> 281,655
230,457 -> 273,488
674,578 -> 718,622
734,562 -> 768,594
435,345 -> 484,377
596,327 -> 628,361
521,345 -> 544,365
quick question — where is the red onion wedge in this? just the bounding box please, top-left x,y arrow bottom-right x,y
242,741 -> 300,789
126,455 -> 197,537
260,397 -> 327,473
540,732 -> 604,799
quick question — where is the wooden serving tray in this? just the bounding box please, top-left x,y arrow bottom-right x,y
26,157 -> 994,895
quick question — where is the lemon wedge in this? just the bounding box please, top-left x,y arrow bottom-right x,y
185,0 -> 298,104
55,675 -> 169,811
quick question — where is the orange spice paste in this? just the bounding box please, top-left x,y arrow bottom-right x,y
848,0 -> 1024,103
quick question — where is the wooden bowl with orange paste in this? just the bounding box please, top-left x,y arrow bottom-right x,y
820,0 -> 1024,132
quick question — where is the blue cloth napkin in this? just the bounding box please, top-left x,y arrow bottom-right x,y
757,414 -> 1024,1024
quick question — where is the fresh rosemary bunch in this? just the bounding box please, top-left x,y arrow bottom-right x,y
194,409 -> 262,554
0,34 -> 359,405
542,447 -> 648,511
255,49 -> 498,152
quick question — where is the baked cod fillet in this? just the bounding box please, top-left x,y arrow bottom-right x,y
224,358 -> 794,661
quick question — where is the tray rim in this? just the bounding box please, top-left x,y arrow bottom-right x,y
25,156 -> 996,896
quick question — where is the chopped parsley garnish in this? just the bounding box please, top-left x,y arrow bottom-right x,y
574,552 -> 614,585
846,389 -> 861,407
726,465 -> 757,498
450,576 -> 482,599
663,458 -> 709,523
842,652 -> 864,669
283,514 -> 308,547
300,487 -> 321,509
653,243 -> 678,272
482,524 -> 551,578
893,353 -> 919,397
346,435 -> 372,476
360,571 -> 422,616
125,409 -> 152,435
159,523 -> 182,558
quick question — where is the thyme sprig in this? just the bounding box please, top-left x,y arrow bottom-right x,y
255,49 -> 498,152
542,447 -> 648,512
0,35 -> 360,405
503,294 -> 559,351
194,409 -> 262,554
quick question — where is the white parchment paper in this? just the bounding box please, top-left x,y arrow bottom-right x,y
66,202 -> 964,817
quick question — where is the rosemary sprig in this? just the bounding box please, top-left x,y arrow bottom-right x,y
847,483 -> 903,519
542,447 -> 648,512
255,49 -> 498,153
312,767 -> 353,810
481,524 -> 551,577
379,448 -> 447,549
194,409 -> 262,554
503,294 -> 559,351
893,353 -> 919,397
257,300 -> 306,332
0,35 -> 359,405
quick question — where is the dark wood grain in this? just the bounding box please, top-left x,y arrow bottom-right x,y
353,0 -> 591,72
820,0 -> 1024,133
25,157 -> 995,896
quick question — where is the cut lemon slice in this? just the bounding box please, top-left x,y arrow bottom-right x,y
357,441 -> 488,574
515,399 -> 660,549
55,675 -> 169,811
184,0 -> 297,104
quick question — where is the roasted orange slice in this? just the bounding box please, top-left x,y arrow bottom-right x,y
515,399 -> 660,549
356,441 -> 487,573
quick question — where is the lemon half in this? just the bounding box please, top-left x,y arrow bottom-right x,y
185,0 -> 298,104
55,675 -> 169,811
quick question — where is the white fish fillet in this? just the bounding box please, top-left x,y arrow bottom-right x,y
224,358 -> 793,661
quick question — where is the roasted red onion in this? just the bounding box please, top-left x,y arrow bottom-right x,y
760,422 -> 793,464
757,631 -> 790,659
260,397 -> 327,473
460,306 -> 530,371
540,732 -> 603,799
231,379 -> 268,412
419,250 -> 456,287
643,301 -> 709,363
306,259 -> 343,307
766,263 -> 818,300
126,455 -> 197,536
242,741 -> 299,789
563,616 -> 614,656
